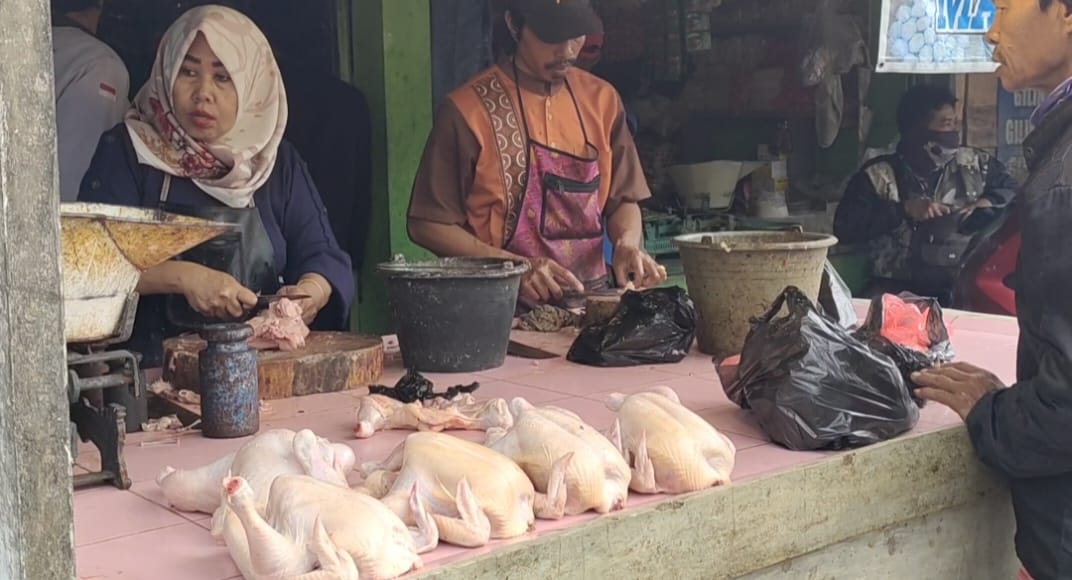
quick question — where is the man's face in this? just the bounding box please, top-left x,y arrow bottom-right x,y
988,0 -> 1072,91
927,104 -> 959,132
515,25 -> 586,83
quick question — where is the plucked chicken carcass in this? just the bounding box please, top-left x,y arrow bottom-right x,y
221,474 -> 437,580
361,431 -> 572,547
606,386 -> 736,494
248,298 -> 309,351
485,398 -> 630,515
156,428 -> 355,515
354,393 -> 512,439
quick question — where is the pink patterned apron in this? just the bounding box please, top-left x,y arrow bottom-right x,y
500,61 -> 609,293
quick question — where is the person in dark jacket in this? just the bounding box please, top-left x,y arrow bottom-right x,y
834,84 -> 1018,305
79,5 -> 353,367
244,1 -> 374,269
914,1 -> 1072,578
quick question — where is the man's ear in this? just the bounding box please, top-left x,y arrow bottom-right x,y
1062,2 -> 1072,36
504,10 -> 520,41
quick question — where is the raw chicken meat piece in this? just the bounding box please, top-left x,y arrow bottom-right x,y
222,474 -> 437,580
354,393 -> 513,439
606,386 -> 736,494
247,298 -> 309,351
485,398 -> 630,515
156,428 -> 355,515
361,431 -> 572,547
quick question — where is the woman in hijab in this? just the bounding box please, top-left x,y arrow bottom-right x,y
78,4 -> 354,366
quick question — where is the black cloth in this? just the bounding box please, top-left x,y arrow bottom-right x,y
277,57 -> 373,269
137,177 -> 280,367
834,149 -> 1018,300
834,151 -> 1017,246
965,100 -> 1072,580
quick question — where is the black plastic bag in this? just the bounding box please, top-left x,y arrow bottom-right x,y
368,369 -> 479,403
855,293 -> 954,363
567,287 -> 696,367
852,293 -> 954,405
818,260 -> 858,328
726,286 -> 919,451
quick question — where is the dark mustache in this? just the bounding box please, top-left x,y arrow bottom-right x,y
546,59 -> 576,69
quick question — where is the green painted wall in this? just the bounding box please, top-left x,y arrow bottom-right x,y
345,0 -> 434,334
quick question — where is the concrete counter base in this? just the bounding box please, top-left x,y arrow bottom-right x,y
418,427 -> 1016,580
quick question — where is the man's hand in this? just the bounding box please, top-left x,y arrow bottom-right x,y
904,198 -> 952,222
912,362 -> 1006,420
180,264 -> 258,320
612,244 -> 668,289
520,257 -> 584,305
958,198 -> 994,220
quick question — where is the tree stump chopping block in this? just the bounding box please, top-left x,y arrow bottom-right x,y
162,331 -> 384,400
582,292 -> 623,328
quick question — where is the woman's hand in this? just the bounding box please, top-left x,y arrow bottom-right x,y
179,263 -> 258,320
612,244 -> 668,289
279,274 -> 332,325
520,257 -> 584,305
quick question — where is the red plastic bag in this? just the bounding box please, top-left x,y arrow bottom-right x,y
878,294 -> 933,353
860,293 -> 954,361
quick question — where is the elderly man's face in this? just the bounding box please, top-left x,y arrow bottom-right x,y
988,0 -> 1072,91
513,21 -> 585,83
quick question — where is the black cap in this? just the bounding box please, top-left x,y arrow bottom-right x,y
508,0 -> 603,45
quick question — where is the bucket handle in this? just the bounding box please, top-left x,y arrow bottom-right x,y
696,223 -> 805,245
388,254 -> 525,273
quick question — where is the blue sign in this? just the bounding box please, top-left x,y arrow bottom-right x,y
878,0 -> 997,74
996,87 -> 1042,182
936,0 -> 995,34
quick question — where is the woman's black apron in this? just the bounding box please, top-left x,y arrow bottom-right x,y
125,175 -> 280,367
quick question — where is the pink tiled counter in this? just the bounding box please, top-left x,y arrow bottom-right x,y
73,305 -> 1021,580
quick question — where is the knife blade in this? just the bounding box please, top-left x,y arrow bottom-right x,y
507,339 -> 559,360
255,293 -> 311,308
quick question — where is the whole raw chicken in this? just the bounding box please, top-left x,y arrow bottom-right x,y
361,431 -> 572,548
221,473 -> 437,580
606,386 -> 736,494
156,428 -> 355,515
485,398 -> 630,515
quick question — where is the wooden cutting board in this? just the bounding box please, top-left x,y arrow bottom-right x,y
162,331 -> 384,400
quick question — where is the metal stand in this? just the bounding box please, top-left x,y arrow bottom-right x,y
67,293 -> 142,491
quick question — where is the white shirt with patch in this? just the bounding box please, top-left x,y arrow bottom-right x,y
52,26 -> 130,201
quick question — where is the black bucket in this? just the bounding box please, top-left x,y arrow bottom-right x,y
378,257 -> 529,373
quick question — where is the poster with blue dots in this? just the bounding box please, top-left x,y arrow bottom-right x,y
877,0 -> 999,74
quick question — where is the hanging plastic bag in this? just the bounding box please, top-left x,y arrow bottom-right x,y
726,286 -> 919,451
818,260 -> 858,328
567,287 -> 696,367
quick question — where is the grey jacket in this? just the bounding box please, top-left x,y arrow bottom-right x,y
966,100 -> 1072,580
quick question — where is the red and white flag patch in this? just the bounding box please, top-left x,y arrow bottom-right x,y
98,82 -> 117,101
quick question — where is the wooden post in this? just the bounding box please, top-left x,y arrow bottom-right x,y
0,0 -> 76,577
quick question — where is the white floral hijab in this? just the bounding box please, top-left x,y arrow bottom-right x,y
124,5 -> 287,208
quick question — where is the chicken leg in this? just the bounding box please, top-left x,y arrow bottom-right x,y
532,452 -> 575,520
427,478 -> 493,548
224,476 -> 319,578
